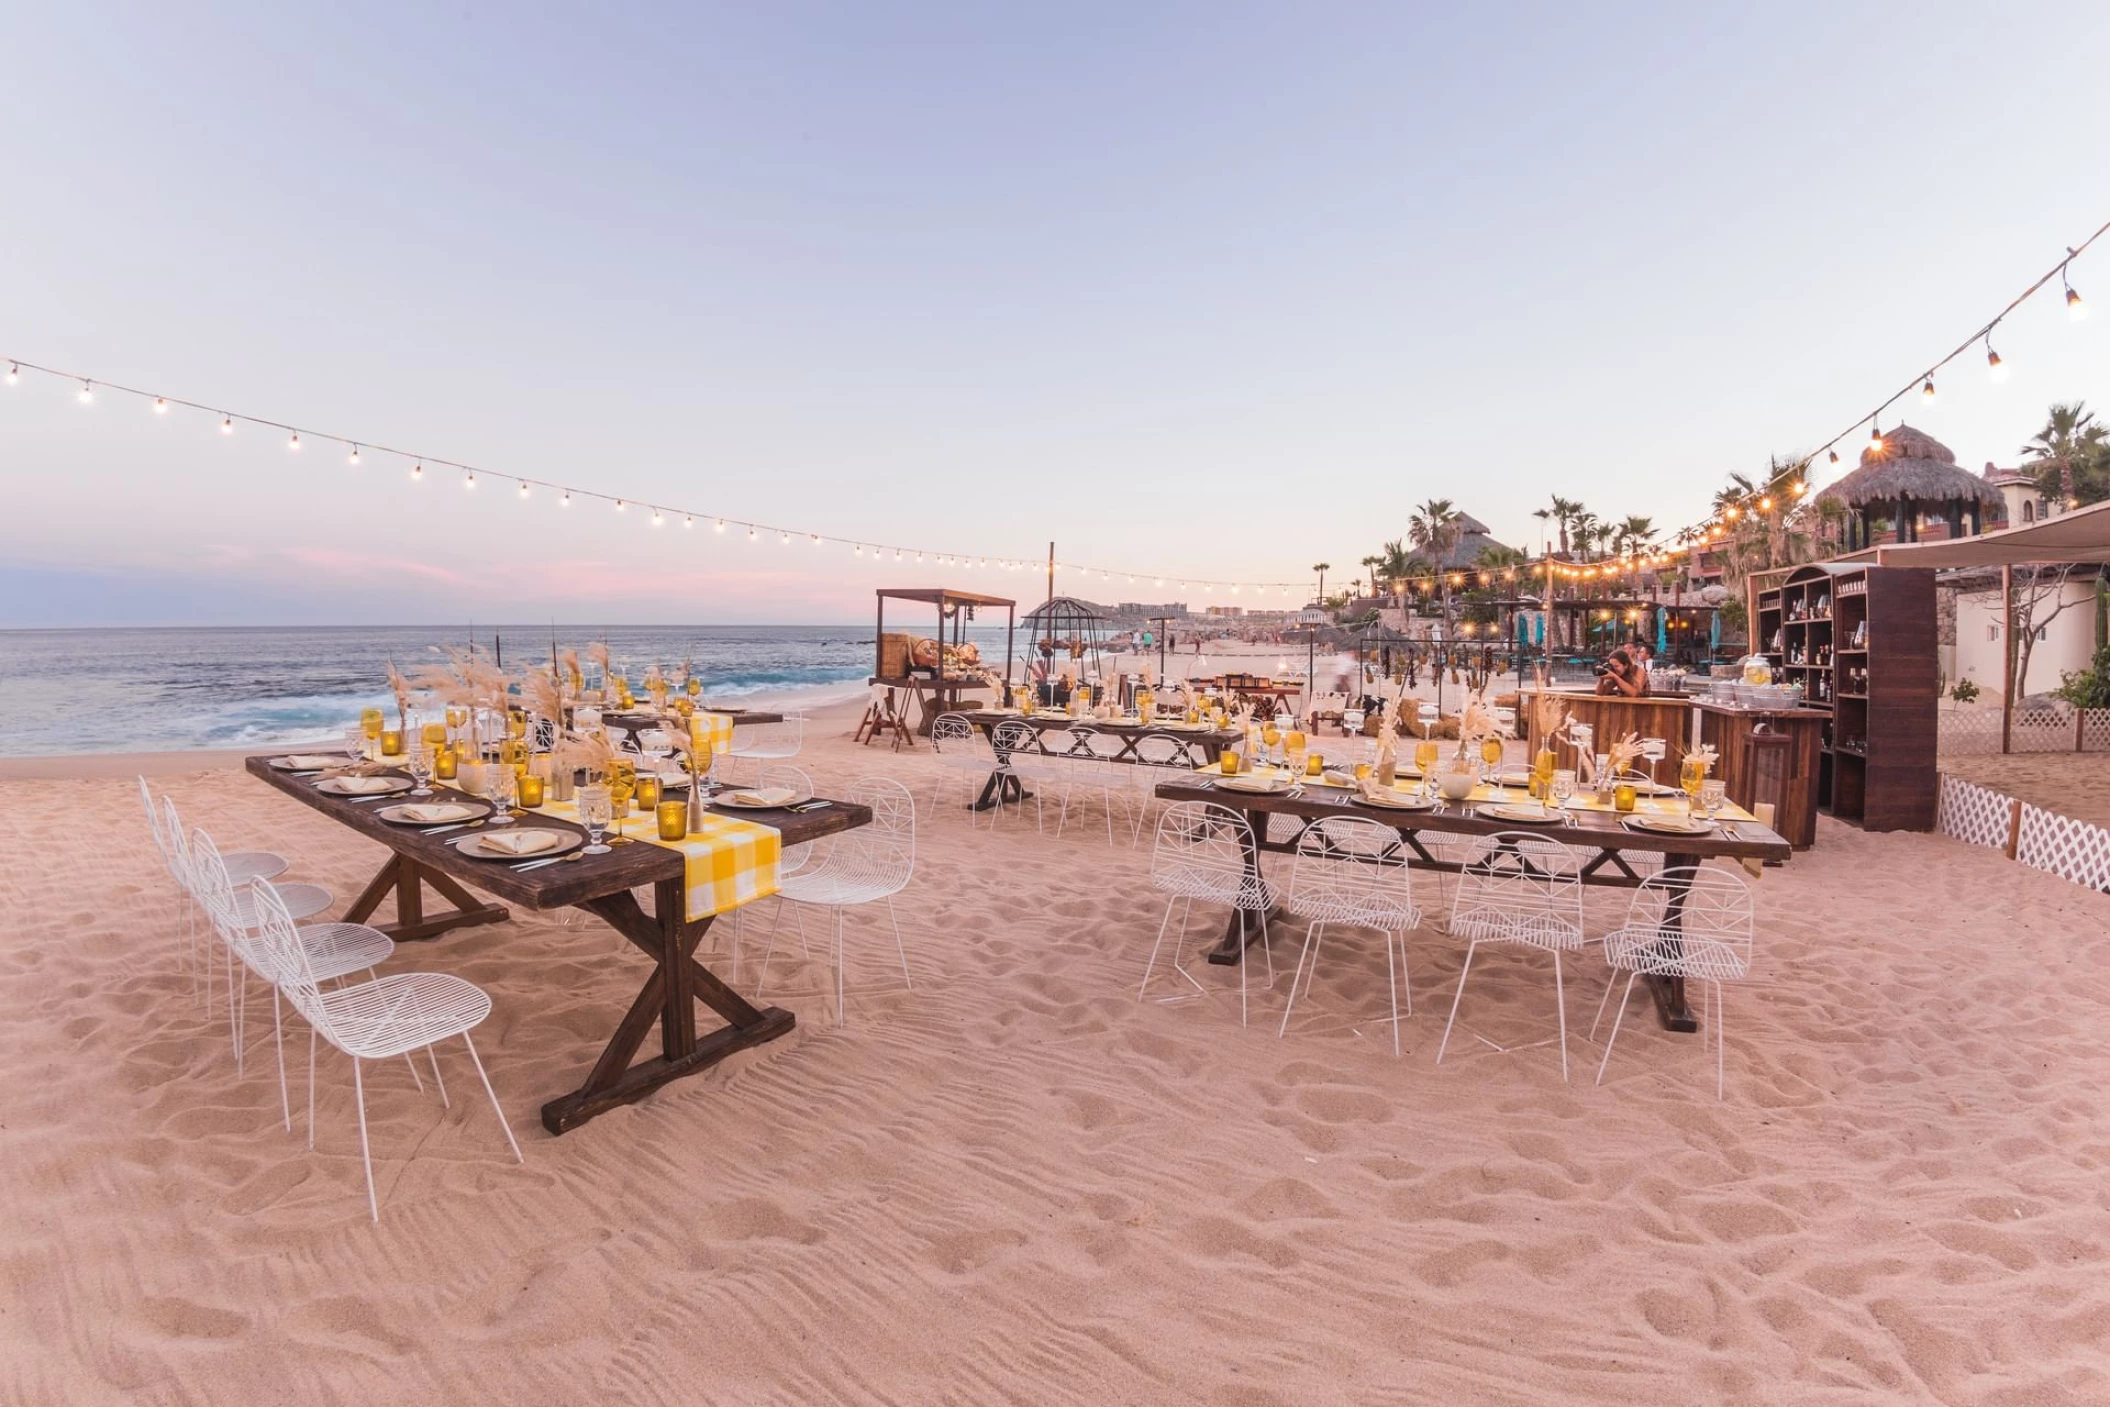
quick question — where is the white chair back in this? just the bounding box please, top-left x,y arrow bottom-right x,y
1447,830 -> 1584,950
1132,732 -> 1193,769
838,777 -> 916,895
1288,816 -> 1419,928
139,777 -> 170,872
1613,867 -> 1753,981
930,713 -> 974,751
1150,801 -> 1262,907
991,719 -> 1040,766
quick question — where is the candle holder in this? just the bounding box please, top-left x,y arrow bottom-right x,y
433,747 -> 458,781
517,774 -> 545,809
657,799 -> 689,841
634,775 -> 662,811
380,729 -> 404,757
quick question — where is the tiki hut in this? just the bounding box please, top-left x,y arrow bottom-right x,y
1815,424 -> 2002,552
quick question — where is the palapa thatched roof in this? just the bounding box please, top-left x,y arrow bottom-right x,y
1815,424 -> 2002,510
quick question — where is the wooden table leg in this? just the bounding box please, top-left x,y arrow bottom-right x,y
340,853 -> 509,942
1641,850 -> 1700,1034
540,889 -> 796,1134
1204,803 -> 1277,966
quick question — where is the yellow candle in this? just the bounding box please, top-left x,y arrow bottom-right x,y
379,729 -> 404,757
517,774 -> 545,809
433,748 -> 457,781
1615,783 -> 1638,813
634,775 -> 661,810
1220,750 -> 1241,775
1305,753 -> 1325,777
657,799 -> 689,840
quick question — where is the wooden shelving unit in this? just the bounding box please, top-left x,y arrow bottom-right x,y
1781,562 -> 1937,831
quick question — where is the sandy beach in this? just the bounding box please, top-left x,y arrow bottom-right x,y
5,694 -> 2109,1405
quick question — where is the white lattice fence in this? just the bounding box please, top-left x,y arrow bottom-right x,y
1940,705 -> 2110,756
2083,709 -> 2110,751
2016,804 -> 2110,892
1937,774 -> 2016,850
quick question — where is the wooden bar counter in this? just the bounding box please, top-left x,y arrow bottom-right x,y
1520,689 -> 1694,769
1695,700 -> 1827,850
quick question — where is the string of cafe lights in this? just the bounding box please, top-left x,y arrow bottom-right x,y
0,357 -> 1314,602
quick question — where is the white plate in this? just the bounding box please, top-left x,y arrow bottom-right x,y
460,828 -> 583,860
1356,791 -> 1434,811
1217,775 -> 1294,794
1625,815 -> 1716,836
1482,803 -> 1565,824
378,801 -> 488,826
315,776 -> 412,797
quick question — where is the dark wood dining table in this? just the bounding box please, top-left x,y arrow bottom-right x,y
246,756 -> 868,1134
1152,777 -> 1791,1035
598,707 -> 781,753
959,711 -> 1242,810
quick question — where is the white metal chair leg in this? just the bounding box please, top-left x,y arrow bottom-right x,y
834,909 -> 847,1022
886,898 -> 911,987
1714,981 -> 1726,1101
307,1027 -> 318,1149
1277,919 -> 1323,1038
1386,930 -> 1402,1056
1593,971 -> 1641,1085
352,1055 -> 378,1223
1589,968 -> 1620,1040
462,1034 -> 523,1163
272,988 -> 292,1132
1435,939 -> 1480,1065
428,1045 -> 449,1109
1553,951 -> 1570,1081
1139,897 -> 1179,1001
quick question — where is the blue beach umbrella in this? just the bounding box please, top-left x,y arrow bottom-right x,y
1655,608 -> 1667,655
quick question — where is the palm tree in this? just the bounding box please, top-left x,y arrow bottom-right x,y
1379,538 -> 1416,607
1537,495 -> 1584,555
1359,554 -> 1385,601
1615,514 -> 1655,558
2021,401 -> 2109,510
1408,500 -> 1465,636
1312,562 -> 1330,604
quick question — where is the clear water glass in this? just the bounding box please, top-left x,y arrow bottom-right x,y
485,764 -> 517,823
1550,768 -> 1576,813
407,745 -> 433,796
1701,779 -> 1726,822
579,784 -> 612,854
343,725 -> 366,766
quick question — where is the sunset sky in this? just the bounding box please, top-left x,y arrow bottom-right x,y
4,1 -> 2109,626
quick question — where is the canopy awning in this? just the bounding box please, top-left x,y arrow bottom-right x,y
1835,498 -> 2110,568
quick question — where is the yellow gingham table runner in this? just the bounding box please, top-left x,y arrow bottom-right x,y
689,710 -> 737,751
541,796 -> 782,920
1190,764 -> 1759,824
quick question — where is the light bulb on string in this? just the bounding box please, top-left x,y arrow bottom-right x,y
616,498 -> 626,511
464,470 -> 475,489
1870,421 -> 1884,451
221,416 -> 234,435
1921,375 -> 1936,405
561,489 -> 571,507
1986,333 -> 2007,382
714,519 -> 725,532
411,463 -> 424,481
4,363 -> 17,386
288,432 -> 300,451
1828,448 -> 1840,468
2065,258 -> 2087,320
812,535 -> 822,548
683,514 -> 693,528
651,510 -> 663,526
349,445 -> 361,466
77,380 -> 93,404
519,480 -> 530,497
781,532 -> 791,545
154,397 -> 168,414
748,526 -> 758,541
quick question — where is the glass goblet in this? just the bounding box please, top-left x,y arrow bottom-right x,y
343,725 -> 367,767
578,784 -> 612,855
407,745 -> 434,796
1700,779 -> 1727,824
484,764 -> 517,823
1550,768 -> 1576,816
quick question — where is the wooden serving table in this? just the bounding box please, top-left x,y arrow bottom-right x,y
1153,777 -> 1790,1034
869,676 -> 991,738
245,757 -> 869,1134
1522,689 -> 1694,772
1694,701 -> 1827,849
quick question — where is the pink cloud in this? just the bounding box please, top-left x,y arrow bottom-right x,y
281,546 -> 470,585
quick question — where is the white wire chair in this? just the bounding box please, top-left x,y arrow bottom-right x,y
1435,830 -> 1587,1079
249,879 -> 521,1222
1046,724 -> 1129,844
727,716 -> 804,781
927,712 -> 991,818
988,719 -> 1051,831
719,764 -> 817,962
756,777 -> 916,1021
1127,732 -> 1198,845
1592,866 -> 1755,1098
1281,816 -> 1422,1056
164,806 -> 303,1020
1140,802 -> 1279,1027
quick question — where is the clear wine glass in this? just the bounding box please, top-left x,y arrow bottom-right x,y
342,725 -> 366,767
1700,779 -> 1726,825
485,764 -> 517,823
578,784 -> 612,855
407,745 -> 434,796
1550,768 -> 1576,819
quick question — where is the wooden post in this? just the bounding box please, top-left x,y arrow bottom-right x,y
2000,563 -> 2014,756
2004,796 -> 2024,860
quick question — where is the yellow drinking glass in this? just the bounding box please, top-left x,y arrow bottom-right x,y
1286,730 -> 1306,753
360,707 -> 384,741
506,710 -> 527,739
608,784 -> 633,842
1480,737 -> 1504,770
421,722 -> 448,747
686,677 -> 702,698
1262,725 -> 1281,749
445,705 -> 469,732
1354,762 -> 1372,784
1414,740 -> 1440,774
657,799 -> 689,840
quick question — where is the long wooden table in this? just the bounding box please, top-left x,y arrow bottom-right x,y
599,708 -> 781,752
246,757 -> 869,1134
961,711 -> 1241,811
1153,777 -> 1790,1034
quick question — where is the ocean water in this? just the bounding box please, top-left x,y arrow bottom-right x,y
0,624 -> 1017,756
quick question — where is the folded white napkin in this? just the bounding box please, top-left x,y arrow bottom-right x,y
395,803 -> 475,823
332,776 -> 396,795
728,787 -> 796,807
280,754 -> 342,770
482,829 -> 560,856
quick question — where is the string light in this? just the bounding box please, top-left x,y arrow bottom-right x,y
349,444 -> 361,466
652,509 -> 664,526
561,489 -> 571,507
221,416 -> 234,435
1870,421 -> 1884,451
1921,375 -> 1936,404
519,480 -> 530,497
684,514 -> 693,528
616,498 -> 626,511
288,432 -> 300,451
1986,334 -> 2007,382
154,397 -> 168,414
464,470 -> 475,488
748,526 -> 757,541
2066,255 -> 2087,320
714,518 -> 725,532
5,363 -> 17,385
411,463 -> 423,480
77,380 -> 93,404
